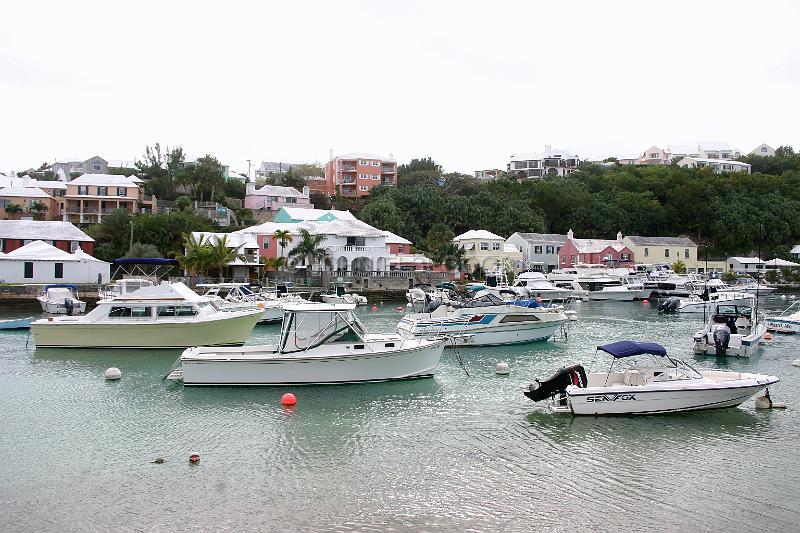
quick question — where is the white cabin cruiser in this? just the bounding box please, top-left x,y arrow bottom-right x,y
766,301 -> 800,334
169,303 -> 447,385
548,269 -> 640,301
197,282 -> 283,324
397,293 -> 567,347
31,282 -> 262,348
676,291 -> 755,313
524,341 -> 779,415
510,272 -> 574,301
36,285 -> 87,315
692,302 -> 766,357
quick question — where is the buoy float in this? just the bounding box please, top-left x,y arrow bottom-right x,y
495,362 -> 510,375
281,392 -> 297,406
152,458 -> 165,464
755,389 -> 787,409
189,453 -> 200,463
642,299 -> 649,304
371,306 -> 378,311
764,332 -> 773,342
792,359 -> 800,367
104,367 -> 122,380
396,306 -> 404,311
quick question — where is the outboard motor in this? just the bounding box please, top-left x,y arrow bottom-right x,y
64,298 -> 74,316
423,299 -> 441,314
713,326 -> 731,357
524,364 -> 587,402
658,296 -> 680,312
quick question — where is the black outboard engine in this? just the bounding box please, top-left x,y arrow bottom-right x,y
424,299 -> 441,314
658,296 -> 680,312
525,364 -> 587,402
64,298 -> 74,316
713,326 -> 731,357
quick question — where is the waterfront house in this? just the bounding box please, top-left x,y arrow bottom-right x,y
64,174 -> 156,225
508,146 -> 580,180
453,230 -> 523,273
764,258 -> 800,271
473,169 -> 503,181
0,187 -> 57,220
190,232 -> 261,281
749,144 -> 775,157
727,257 -> 765,275
622,235 -> 698,270
666,145 -> 700,161
0,240 -> 109,284
244,183 -> 312,213
677,157 -> 751,174
698,141 -> 742,160
0,220 -> 94,254
506,232 -> 566,272
384,231 -> 412,255
323,152 -> 398,198
558,230 -> 634,267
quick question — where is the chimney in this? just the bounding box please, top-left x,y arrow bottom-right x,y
567,229 -> 574,240
329,148 -> 334,161
302,185 -> 310,197
246,181 -> 256,195
617,231 -> 623,242
389,152 -> 394,160
23,175 -> 31,187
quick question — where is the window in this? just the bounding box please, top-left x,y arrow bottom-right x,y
371,174 -> 379,180
761,147 -> 768,153
621,253 -> 630,261
534,245 -> 543,254
0,199 -> 8,208
480,242 -> 489,251
117,187 -> 127,197
24,262 -> 33,278
359,160 -> 367,165
92,160 -> 102,171
97,186 -> 108,196
546,245 -> 554,254
54,263 -> 63,278
371,161 -> 379,166
70,242 -> 80,252
644,247 -> 649,257
78,185 -> 89,195
157,305 -> 196,317
492,242 -> 500,251
572,255 -> 578,263
665,249 -> 670,258
359,185 -> 368,191
604,254 -> 613,261
109,306 -> 152,318
684,249 -> 689,258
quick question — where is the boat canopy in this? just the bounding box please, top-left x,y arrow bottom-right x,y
44,284 -> 78,290
598,341 -> 667,358
112,258 -> 179,265
279,304 -> 364,353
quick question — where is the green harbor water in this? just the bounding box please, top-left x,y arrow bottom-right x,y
1,296 -> 799,532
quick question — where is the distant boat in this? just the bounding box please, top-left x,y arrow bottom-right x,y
36,285 -> 86,315
766,301 -> 800,334
0,317 -> 34,330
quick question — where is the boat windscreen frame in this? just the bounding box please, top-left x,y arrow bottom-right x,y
278,308 -> 368,354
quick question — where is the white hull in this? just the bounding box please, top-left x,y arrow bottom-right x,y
678,294 -> 754,313
765,317 -> 800,334
321,294 -> 367,305
565,375 -> 777,415
588,290 -> 637,301
693,323 -> 766,357
178,337 -> 446,385
37,298 -> 87,314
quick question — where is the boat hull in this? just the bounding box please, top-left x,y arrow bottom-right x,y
678,295 -> 754,313
766,317 -> 800,333
179,339 -> 446,385
588,290 -> 636,301
692,323 -> 766,357
37,298 -> 87,315
30,311 -> 262,348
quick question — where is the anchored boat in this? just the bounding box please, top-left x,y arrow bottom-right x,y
766,301 -> 800,334
692,301 -> 766,357
524,340 -> 779,415
36,284 -> 87,315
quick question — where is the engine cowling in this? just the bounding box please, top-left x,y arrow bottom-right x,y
525,364 -> 587,402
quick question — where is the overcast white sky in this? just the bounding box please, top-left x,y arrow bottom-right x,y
1,1 -> 798,176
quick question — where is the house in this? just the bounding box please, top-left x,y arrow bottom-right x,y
640,146 -> 671,166
0,175 -> 67,218
0,220 -> 94,254
255,161 -> 304,179
474,169 -> 503,181
558,230 -> 634,267
383,231 -> 412,255
677,157 -> 751,174
749,144 -> 776,157
273,207 -> 356,223
508,146 -> 580,179
727,257 -> 765,274
0,187 -> 58,220
190,232 -> 261,280
791,245 -> 800,260
244,183 -> 312,212
323,152 -> 398,197
506,232 -> 566,272
453,230 -> 523,273
698,141 -> 741,160
0,240 -> 109,284
51,156 -> 108,181
64,174 -> 156,224
764,258 -> 800,270
616,154 -> 641,166
666,145 -> 700,161
622,235 -> 698,270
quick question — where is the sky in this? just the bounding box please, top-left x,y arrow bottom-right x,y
1,0 -> 799,176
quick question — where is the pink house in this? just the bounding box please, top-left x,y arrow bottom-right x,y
244,184 -> 312,212
558,229 -> 634,267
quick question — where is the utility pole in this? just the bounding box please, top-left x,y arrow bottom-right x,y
247,159 -> 251,181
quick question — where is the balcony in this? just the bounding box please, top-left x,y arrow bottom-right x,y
342,177 -> 355,184
142,194 -> 154,202
83,207 -> 99,214
381,179 -> 394,186
340,166 -> 357,172
381,166 -> 396,173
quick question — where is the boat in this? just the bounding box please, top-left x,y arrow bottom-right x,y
197,282 -> 284,324
676,291 -> 755,313
98,278 -> 154,300
766,301 -> 800,333
726,277 -> 776,294
320,282 -> 368,305
692,301 -> 766,357
510,272 -> 575,301
0,317 -> 34,330
524,340 -> 779,415
30,281 -> 263,348
36,284 -> 87,315
168,303 -> 447,385
397,292 -> 568,347
406,283 -> 457,308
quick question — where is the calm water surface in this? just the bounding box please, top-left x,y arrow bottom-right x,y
1,296 -> 799,532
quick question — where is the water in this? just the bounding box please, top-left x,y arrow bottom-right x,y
1,297 -> 799,532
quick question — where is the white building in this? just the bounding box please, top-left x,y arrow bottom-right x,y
791,245 -> 800,260
508,146 -> 580,179
640,146 -> 671,166
454,230 -> 523,272
506,232 -> 566,272
0,240 -> 109,284
677,157 -> 751,174
727,256 -> 764,274
190,232 -> 261,280
764,258 -> 800,270
698,141 -> 742,160
0,219 -> 94,253
749,144 -> 775,157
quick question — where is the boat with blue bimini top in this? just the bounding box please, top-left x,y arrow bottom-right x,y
524,340 -> 779,415
397,292 -> 568,347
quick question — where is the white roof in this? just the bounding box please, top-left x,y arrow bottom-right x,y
510,146 -> 578,161
0,220 -> 93,241
453,230 -> 505,241
383,231 -> 412,245
791,245 -> 800,254
699,141 -> 731,152
764,258 -> 800,267
114,281 -> 203,302
572,238 -> 627,254
282,207 -> 356,221
69,174 -> 140,187
389,253 -> 433,264
249,185 -> 307,198
0,175 -> 66,189
504,242 -> 521,253
333,152 -> 395,162
191,231 -> 259,249
0,187 -> 53,199
3,240 -> 106,263
238,218 -> 385,239
729,257 -> 763,264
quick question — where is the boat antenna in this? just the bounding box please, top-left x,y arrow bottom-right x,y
756,222 -> 763,322
703,245 -> 708,325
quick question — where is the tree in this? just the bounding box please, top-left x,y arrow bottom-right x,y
188,155 -> 225,202
124,242 -> 162,258
434,242 -> 468,272
4,204 -> 22,218
136,143 -> 185,200
273,229 -> 294,269
28,201 -> 49,216
206,235 -> 246,281
671,259 -> 687,274
172,233 -> 210,276
287,229 -> 327,272
310,192 -> 331,210
175,195 -> 192,211
426,223 -> 454,254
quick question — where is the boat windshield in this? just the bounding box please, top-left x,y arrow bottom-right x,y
279,309 -> 366,353
462,293 -> 506,307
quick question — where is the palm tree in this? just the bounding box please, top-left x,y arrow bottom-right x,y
287,229 -> 327,280
436,242 -> 468,273
28,201 -> 49,218
171,233 -> 209,277
273,229 -> 293,272
205,235 -> 246,281
259,256 -> 287,283
4,204 -> 22,219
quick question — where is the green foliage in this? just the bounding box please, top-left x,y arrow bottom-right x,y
287,229 -> 327,270
223,179 -> 246,199
765,269 -> 780,283
671,259 -> 687,274
175,196 -> 192,211
4,204 -> 22,214
310,192 -> 331,210
124,242 -> 162,258
28,200 -> 48,213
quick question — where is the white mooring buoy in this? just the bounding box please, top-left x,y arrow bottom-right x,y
495,362 -> 510,375
104,367 -> 122,380
792,359 -> 800,367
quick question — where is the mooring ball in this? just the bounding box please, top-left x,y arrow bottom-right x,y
495,362 -> 510,375
104,367 -> 122,380
281,392 -> 297,406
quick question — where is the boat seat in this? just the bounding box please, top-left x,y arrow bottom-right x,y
734,317 -> 749,331
623,369 -> 645,386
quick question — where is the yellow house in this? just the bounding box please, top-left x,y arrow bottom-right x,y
64,174 -> 156,225
453,230 -> 523,273
622,235 -> 702,271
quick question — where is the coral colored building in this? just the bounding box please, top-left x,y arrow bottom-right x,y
322,152 -> 397,197
558,230 -> 634,267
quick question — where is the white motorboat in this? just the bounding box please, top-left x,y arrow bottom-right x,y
524,340 -> 779,415
407,283 -> 457,308
321,283 -> 368,305
397,292 -> 567,347
676,291 -> 755,313
692,301 -> 766,357
98,278 -> 154,300
766,301 -> 800,334
726,278 -> 776,294
30,281 -> 262,348
510,272 -> 575,301
548,269 -> 640,301
36,284 -> 87,315
168,303 -> 447,385
197,282 -> 283,324
620,276 -> 653,299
